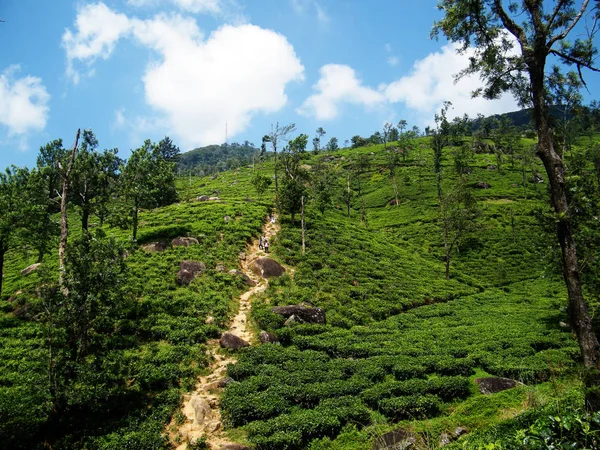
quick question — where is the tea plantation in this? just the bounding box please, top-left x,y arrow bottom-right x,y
0,132 -> 599,449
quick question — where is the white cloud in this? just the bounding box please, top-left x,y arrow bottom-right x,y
385,42 -> 518,123
297,64 -> 385,120
0,65 -> 50,148
64,4 -> 304,147
127,0 -> 221,14
300,43 -> 518,124
62,3 -> 132,84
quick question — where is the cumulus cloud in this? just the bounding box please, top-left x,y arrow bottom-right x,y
0,65 -> 50,148
385,42 -> 518,122
300,43 -> 518,124
63,3 -> 304,147
297,64 -> 385,120
62,3 -> 132,84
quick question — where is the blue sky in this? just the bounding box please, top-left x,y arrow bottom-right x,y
1,0 -> 599,169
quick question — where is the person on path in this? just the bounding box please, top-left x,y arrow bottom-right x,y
270,215 -> 276,224
264,238 -> 269,253
259,235 -> 263,250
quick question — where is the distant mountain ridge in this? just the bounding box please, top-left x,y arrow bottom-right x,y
178,141 -> 259,173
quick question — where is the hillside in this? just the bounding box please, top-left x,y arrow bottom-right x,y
178,142 -> 259,174
1,130 -> 599,449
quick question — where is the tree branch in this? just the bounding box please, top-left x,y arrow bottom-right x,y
547,0 -> 571,31
492,0 -> 528,44
548,0 -> 591,48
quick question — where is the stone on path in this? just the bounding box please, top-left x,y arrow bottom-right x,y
251,257 -> 286,278
190,395 -> 212,424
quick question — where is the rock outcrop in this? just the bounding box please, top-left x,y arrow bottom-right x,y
251,257 -> 286,278
219,332 -> 250,350
141,241 -> 169,252
176,260 -> 206,286
172,237 -> 199,247
475,377 -> 521,394
272,305 -> 326,324
259,330 -> 278,344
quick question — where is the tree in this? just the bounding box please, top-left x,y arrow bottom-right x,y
383,122 -> 394,149
440,180 -> 480,280
325,137 -> 339,151
58,129 -> 80,287
548,68 -> 583,158
279,134 -> 309,225
315,127 -> 326,151
251,173 -> 272,197
263,123 -> 296,207
351,135 -> 368,148
156,136 -> 181,163
313,164 -> 335,215
431,102 -> 452,200
433,0 -> 600,374
451,142 -> 474,178
386,148 -> 401,206
71,130 -> 120,231
121,139 -> 177,241
42,231 -> 131,417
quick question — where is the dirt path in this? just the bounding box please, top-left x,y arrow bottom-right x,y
169,216 -> 281,450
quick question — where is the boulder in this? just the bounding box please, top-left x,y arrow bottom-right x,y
251,257 -> 286,278
272,305 -> 326,324
197,195 -> 209,201
452,427 -> 468,438
141,241 -> 169,252
209,196 -> 221,201
284,315 -> 301,326
475,377 -> 521,394
474,181 -> 491,189
259,330 -> 278,344
228,269 -> 256,286
176,260 -> 206,286
172,236 -> 199,247
21,263 -> 41,276
190,395 -> 212,424
388,198 -> 400,206
220,332 -> 250,350
372,428 -> 417,450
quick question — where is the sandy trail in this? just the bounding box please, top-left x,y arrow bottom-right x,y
169,216 -> 280,450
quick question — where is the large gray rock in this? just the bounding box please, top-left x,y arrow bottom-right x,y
251,257 -> 286,278
21,263 -> 41,275
372,428 -> 417,450
220,332 -> 250,350
271,305 -> 326,324
176,260 -> 206,286
475,377 -> 521,394
259,330 -> 278,344
197,195 -> 209,201
474,181 -> 491,189
190,395 -> 212,424
141,241 -> 169,252
172,236 -> 199,247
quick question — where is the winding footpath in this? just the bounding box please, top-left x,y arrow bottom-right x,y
169,216 -> 281,450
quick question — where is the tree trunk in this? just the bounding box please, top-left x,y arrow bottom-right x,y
530,62 -> 600,369
0,244 -> 5,296
58,129 -> 80,288
132,203 -> 139,241
81,206 -> 89,232
274,146 -> 279,208
301,195 -> 305,256
445,246 -> 451,280
346,172 -> 351,218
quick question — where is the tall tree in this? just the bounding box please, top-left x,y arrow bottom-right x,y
433,0 -> 600,374
315,127 -> 326,151
263,123 -> 296,208
325,137 -> 339,151
58,129 -> 80,288
431,102 -> 452,200
121,139 -> 177,241
279,134 -> 309,225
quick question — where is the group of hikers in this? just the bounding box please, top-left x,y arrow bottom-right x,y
258,213 -> 275,252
